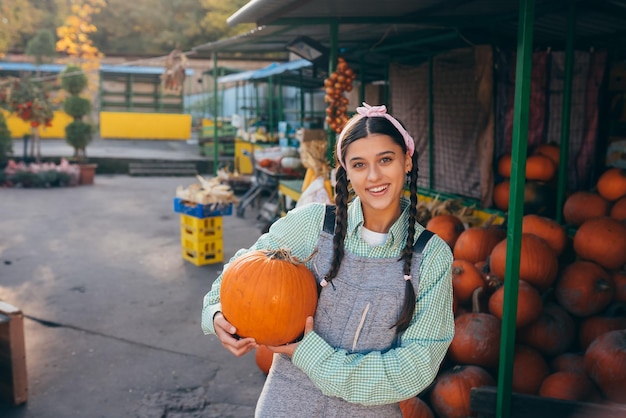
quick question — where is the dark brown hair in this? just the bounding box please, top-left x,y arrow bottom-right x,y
324,115 -> 420,333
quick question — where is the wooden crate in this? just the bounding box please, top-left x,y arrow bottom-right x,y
0,301 -> 27,405
471,386 -> 626,418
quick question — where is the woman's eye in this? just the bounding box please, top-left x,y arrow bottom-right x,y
380,157 -> 392,164
352,162 -> 364,168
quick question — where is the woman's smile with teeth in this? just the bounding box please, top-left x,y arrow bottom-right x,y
369,184 -> 388,193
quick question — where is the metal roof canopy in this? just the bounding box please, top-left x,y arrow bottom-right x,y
194,0 -> 626,80
216,58 -> 321,89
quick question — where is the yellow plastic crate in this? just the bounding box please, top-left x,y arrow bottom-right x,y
181,236 -> 224,266
180,214 -> 223,241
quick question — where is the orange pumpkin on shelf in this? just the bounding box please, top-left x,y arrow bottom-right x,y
451,260 -> 485,306
562,191 -> 610,226
538,371 -> 594,401
555,260 -> 614,318
525,154 -> 557,181
610,196 -> 626,221
488,233 -> 558,291
429,365 -> 495,418
488,279 -> 543,328
497,153 -> 512,178
584,329 -> 626,403
453,225 -> 505,264
492,180 -> 510,211
521,214 -> 567,256
398,396 -> 434,418
596,168 -> 626,202
517,302 -> 576,357
578,314 -> 626,351
426,214 -> 465,249
573,217 -> 626,271
220,249 -> 318,346
550,352 -> 586,374
533,143 -> 560,167
512,344 -> 550,395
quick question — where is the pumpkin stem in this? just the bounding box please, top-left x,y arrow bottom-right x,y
264,248 -> 316,265
471,287 -> 485,313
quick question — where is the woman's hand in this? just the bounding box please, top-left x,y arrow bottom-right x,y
267,316 -> 314,357
213,312 -> 257,357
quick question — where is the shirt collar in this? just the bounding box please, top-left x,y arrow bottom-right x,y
347,196 -> 411,247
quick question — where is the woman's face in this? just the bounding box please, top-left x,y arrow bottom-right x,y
343,133 -> 412,225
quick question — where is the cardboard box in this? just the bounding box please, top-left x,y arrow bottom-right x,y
0,301 -> 27,405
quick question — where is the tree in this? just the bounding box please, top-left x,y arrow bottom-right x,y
61,65 -> 92,160
26,29 -> 57,66
55,0 -> 105,63
0,0 -> 39,56
0,112 -> 13,166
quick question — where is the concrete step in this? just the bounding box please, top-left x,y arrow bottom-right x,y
128,162 -> 199,176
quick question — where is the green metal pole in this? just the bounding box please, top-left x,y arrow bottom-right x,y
278,77 -> 284,125
556,3 -> 577,224
269,76 -> 275,134
299,70 -> 305,125
428,56 -> 434,190
496,0 -> 535,417
213,53 -> 219,176
255,83 -> 260,117
235,81 -> 240,120
327,19 -> 339,164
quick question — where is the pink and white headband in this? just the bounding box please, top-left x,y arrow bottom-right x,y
336,103 -> 415,168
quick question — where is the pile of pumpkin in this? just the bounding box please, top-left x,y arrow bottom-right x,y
493,143 -> 561,216
396,167 -> 626,417
324,57 -> 355,134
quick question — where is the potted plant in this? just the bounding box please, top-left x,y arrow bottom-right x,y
60,64 -> 96,184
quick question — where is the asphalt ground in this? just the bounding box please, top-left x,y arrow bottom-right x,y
1,139 -> 271,417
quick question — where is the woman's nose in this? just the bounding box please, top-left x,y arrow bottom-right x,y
367,164 -> 381,181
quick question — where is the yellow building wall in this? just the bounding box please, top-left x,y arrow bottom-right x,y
2,110 -> 73,139
100,112 -> 191,140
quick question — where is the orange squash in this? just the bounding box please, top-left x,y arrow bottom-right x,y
550,352 -> 585,374
493,181 -> 510,211
398,396 -> 434,418
453,226 -> 505,264
533,143 -> 560,167
563,191 -> 610,226
538,371 -> 594,401
555,260 -> 614,317
517,302 -> 576,356
578,314 -> 626,351
584,329 -> 626,403
512,345 -> 550,395
573,217 -> 626,270
525,154 -> 557,182
220,249 -> 318,346
426,214 -> 465,249
488,233 -> 558,291
521,214 -> 567,256
429,365 -> 495,418
497,153 -> 512,178
596,168 -> 626,202
610,196 -> 626,221
451,260 -> 485,306
488,280 -> 543,328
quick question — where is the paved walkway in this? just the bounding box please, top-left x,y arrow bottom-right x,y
1,150 -> 271,416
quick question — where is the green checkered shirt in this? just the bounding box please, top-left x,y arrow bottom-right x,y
202,197 -> 454,405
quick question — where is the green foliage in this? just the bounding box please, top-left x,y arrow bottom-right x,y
0,77 -> 54,126
61,65 -> 88,95
63,96 -> 91,119
25,29 -> 57,65
0,113 -> 13,165
65,120 -> 92,152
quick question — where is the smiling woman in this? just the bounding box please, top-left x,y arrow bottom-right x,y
201,103 -> 454,417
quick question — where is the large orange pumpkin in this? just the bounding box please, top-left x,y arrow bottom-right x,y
488,279 -> 543,328
538,371 -> 594,401
448,300 -> 501,368
584,329 -> 626,403
429,365 -> 495,418
492,180 -> 510,211
562,191 -> 610,226
550,352 -> 585,374
453,226 -> 505,264
596,168 -> 626,202
573,217 -> 626,270
521,214 -> 567,256
517,302 -> 576,356
610,196 -> 626,221
427,214 -> 465,249
554,260 -> 614,317
399,396 -> 435,418
220,249 -> 318,345
488,233 -> 558,290
578,314 -> 626,351
497,153 -> 512,178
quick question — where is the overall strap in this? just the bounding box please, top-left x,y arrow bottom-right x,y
322,205 -> 336,234
413,229 -> 435,254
